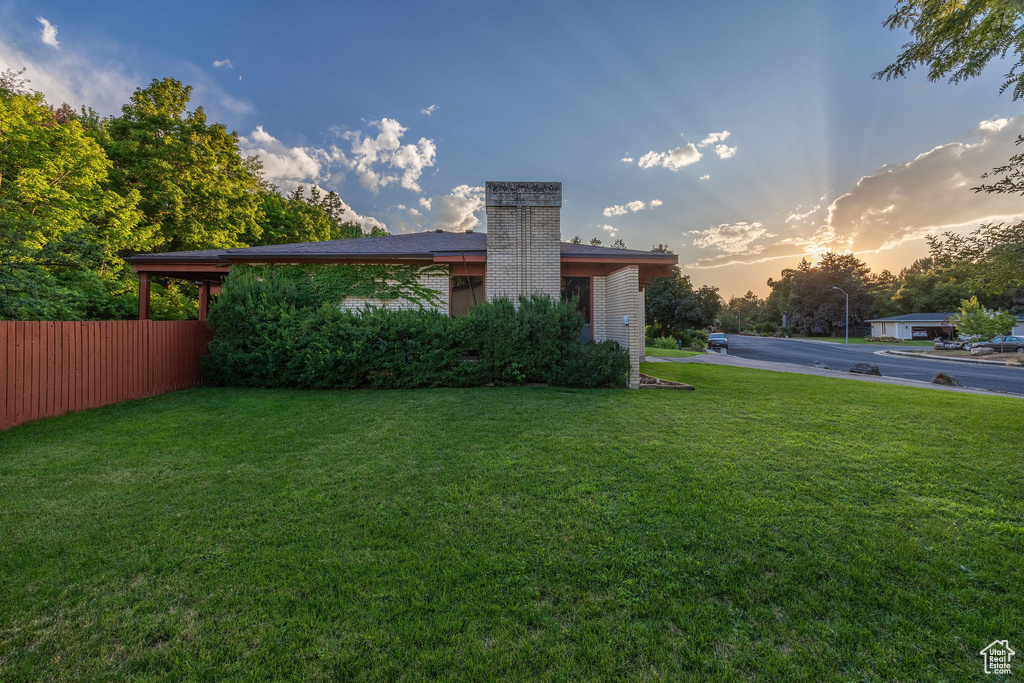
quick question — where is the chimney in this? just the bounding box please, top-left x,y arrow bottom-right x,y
484,181 -> 562,303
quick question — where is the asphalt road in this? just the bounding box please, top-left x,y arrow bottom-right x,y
721,335 -> 1024,396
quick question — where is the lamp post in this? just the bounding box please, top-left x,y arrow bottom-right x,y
832,286 -> 848,343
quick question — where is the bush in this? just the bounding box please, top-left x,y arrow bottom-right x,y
649,336 -> 679,349
204,272 -> 628,389
863,335 -> 902,344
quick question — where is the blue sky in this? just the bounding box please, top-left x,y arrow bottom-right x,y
3,0 -> 1022,297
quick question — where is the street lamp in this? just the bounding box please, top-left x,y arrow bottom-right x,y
832,286 -> 849,344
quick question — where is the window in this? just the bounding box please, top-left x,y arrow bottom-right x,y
560,277 -> 591,323
561,276 -> 591,341
450,276 -> 483,316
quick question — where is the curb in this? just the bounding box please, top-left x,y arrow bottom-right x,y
882,349 -> 1023,368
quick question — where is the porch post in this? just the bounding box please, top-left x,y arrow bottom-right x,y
198,281 -> 210,322
138,272 -> 151,320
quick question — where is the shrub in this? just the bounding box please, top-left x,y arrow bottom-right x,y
204,271 -> 628,389
649,336 -> 679,349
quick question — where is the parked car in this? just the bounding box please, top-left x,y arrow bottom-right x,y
933,338 -> 967,350
708,333 -> 728,349
911,330 -> 929,340
970,335 -> 1024,353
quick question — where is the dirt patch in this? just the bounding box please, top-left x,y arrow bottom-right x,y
639,373 -> 695,390
922,350 -> 1023,364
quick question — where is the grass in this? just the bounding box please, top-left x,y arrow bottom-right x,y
1,365 -> 1022,681
644,346 -> 700,358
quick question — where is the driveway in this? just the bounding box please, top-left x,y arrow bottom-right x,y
651,336 -> 1024,396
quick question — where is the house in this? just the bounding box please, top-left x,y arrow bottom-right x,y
867,313 -> 1024,340
128,182 -> 678,388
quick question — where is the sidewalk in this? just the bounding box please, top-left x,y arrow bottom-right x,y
644,352 -> 1024,399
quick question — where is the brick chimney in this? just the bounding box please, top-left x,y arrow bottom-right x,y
484,181 -> 562,303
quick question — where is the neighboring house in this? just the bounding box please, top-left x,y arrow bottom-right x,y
867,313 -> 1024,340
128,182 -> 677,388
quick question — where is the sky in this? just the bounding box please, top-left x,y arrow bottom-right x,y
3,0 -> 1022,298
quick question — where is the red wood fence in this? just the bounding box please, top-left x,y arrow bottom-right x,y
1,320 -> 211,431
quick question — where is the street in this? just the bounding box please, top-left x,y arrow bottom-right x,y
711,335 -> 1024,396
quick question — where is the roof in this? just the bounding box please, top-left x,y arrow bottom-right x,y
127,231 -> 677,264
867,312 -> 1024,322
866,313 -> 957,323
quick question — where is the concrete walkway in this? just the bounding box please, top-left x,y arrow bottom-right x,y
643,351 -> 1024,399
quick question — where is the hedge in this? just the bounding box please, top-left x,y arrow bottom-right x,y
202,267 -> 630,389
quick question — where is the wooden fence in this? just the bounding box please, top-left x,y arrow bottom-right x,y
1,320 -> 211,431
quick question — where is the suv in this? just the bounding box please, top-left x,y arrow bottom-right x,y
708,333 -> 728,349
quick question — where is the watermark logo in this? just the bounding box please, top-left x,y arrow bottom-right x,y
980,640 -> 1015,675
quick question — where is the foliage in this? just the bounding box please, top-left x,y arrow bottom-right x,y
952,295 -> 1018,341
0,83 -> 152,319
785,254 -> 874,336
204,269 -> 629,388
648,336 -> 680,349
255,189 -> 362,246
645,266 -> 721,336
875,0 -> 1024,100
231,263 -> 448,309
96,78 -> 265,252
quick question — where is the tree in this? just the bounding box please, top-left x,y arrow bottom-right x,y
877,1 -> 1024,302
952,296 -> 1018,342
875,0 -> 1024,100
98,78 -> 264,252
568,235 -> 582,244
0,81 -> 151,319
610,238 -> 627,249
645,267 -> 721,336
788,253 -> 873,336
589,237 -> 602,246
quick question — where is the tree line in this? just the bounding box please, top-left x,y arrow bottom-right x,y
0,71 -> 383,321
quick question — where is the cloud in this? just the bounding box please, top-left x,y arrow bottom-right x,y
37,17 -> 59,47
686,116 -> 1024,269
700,174 -> 710,181
239,126 -> 329,187
699,131 -> 729,147
418,197 -> 432,210
602,225 -> 618,237
785,204 -> 822,224
213,59 -> 234,69
714,144 -> 737,159
690,222 -> 772,254
334,118 -> 436,193
621,156 -> 634,163
420,104 -> 438,116
0,20 -> 250,119
603,199 -> 659,217
430,184 -> 484,231
637,144 -> 702,170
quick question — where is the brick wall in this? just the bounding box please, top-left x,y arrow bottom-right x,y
337,267 -> 450,313
594,266 -> 642,389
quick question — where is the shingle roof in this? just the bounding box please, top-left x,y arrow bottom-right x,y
128,231 -> 677,263
867,312 -> 1024,322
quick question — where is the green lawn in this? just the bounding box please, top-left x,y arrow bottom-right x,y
1,364 -> 1021,681
644,346 -> 700,358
